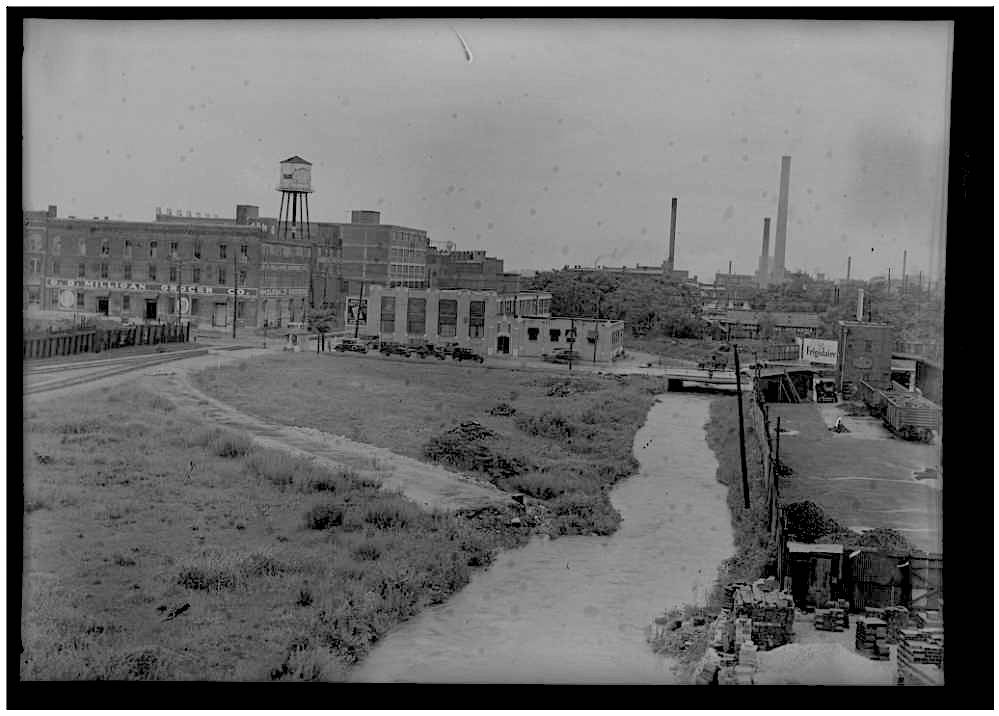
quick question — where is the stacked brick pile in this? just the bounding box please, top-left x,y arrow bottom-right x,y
814,607 -> 847,632
855,617 -> 890,660
912,610 -> 943,630
897,628 -> 944,685
865,606 -> 910,643
727,578 -> 795,651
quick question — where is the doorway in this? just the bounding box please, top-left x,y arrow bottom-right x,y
497,335 -> 510,354
145,299 -> 158,320
212,302 -> 228,327
97,297 -> 109,315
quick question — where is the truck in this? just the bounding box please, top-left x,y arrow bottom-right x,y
815,379 -> 837,403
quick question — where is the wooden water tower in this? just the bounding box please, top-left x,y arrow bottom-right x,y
276,155 -> 313,241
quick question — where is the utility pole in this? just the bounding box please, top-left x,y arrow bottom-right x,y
568,318 -> 576,371
353,281 -> 364,339
232,250 -> 238,340
734,344 -> 750,509
775,415 -> 781,475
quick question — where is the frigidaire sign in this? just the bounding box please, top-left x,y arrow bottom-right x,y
798,337 -> 838,365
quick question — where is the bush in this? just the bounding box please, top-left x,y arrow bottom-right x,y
784,500 -> 842,543
196,427 -> 253,458
305,503 -> 344,530
177,550 -> 287,592
351,540 -> 383,562
423,433 -> 529,480
515,410 -> 577,441
362,498 -> 423,530
548,492 -> 622,536
503,471 -> 574,500
246,450 -> 313,488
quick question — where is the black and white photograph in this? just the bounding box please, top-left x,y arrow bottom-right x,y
16,9 -> 972,693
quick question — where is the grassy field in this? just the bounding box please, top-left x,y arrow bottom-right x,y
21,385 -> 528,681
193,352 -> 665,536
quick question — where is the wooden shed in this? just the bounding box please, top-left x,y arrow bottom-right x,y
847,548 -> 909,611
786,542 -> 844,608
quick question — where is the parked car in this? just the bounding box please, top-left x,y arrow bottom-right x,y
815,379 -> 837,403
544,349 -> 582,364
412,344 -> 446,360
379,342 -> 412,357
334,338 -> 367,354
439,342 -> 461,357
452,347 -> 484,363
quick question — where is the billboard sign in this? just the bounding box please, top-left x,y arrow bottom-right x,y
345,297 -> 368,325
798,337 -> 838,365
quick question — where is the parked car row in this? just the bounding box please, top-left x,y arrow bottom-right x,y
331,337 -> 485,363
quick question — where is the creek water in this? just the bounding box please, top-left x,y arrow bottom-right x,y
351,393 -> 735,684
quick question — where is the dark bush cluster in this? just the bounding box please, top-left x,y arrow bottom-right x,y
305,503 -> 344,530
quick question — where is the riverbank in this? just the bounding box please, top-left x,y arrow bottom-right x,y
21,384 -> 528,680
352,393 -> 734,683
192,352 -> 665,536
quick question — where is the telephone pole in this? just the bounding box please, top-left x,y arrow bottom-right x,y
734,344 -> 750,509
353,281 -> 364,339
232,250 -> 238,340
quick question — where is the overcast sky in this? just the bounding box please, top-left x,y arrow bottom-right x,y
24,19 -> 952,282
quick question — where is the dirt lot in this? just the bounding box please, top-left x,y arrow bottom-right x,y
769,403 -> 942,553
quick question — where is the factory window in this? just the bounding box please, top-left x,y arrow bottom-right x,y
549,329 -> 561,343
469,300 -> 485,338
76,292 -> 84,308
51,236 -> 62,254
123,240 -> 132,258
29,258 -> 41,274
192,266 -> 201,283
527,327 -> 540,341
194,241 -> 202,259
77,262 -> 86,278
78,238 -> 87,256
864,340 -> 872,353
219,244 -> 228,260
149,241 -> 157,258
123,263 -> 132,280
191,298 -> 199,315
170,241 -> 179,258
169,265 -> 178,282
240,244 -> 248,258
51,259 -> 60,275
218,266 -> 227,285
438,299 -> 458,338
406,297 -> 426,335
237,301 -> 246,319
239,269 -> 247,286
148,264 -> 157,281
101,239 -> 110,256
48,288 -> 59,306
100,263 -> 109,279
122,295 -> 130,312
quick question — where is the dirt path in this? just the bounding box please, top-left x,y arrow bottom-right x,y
139,354 -> 511,514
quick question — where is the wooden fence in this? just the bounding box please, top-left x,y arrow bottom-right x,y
23,323 -> 190,361
746,383 -> 788,584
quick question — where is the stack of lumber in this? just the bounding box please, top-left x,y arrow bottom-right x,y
897,628 -> 944,685
866,606 -> 911,643
814,607 -> 847,632
855,617 -> 890,660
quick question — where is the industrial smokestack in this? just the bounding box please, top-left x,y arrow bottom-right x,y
846,256 -> 852,282
757,217 -> 771,287
772,155 -> 792,283
902,250 -> 907,294
856,288 -> 865,322
728,260 -> 732,275
666,197 -> 678,272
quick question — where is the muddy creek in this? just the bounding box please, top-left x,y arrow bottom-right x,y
352,393 -> 734,684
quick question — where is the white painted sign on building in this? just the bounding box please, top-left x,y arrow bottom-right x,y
797,337 -> 838,365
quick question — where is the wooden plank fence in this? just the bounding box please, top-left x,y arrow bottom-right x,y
23,323 -> 190,361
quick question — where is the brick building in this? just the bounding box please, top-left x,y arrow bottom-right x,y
836,320 -> 895,394
426,247 -> 522,293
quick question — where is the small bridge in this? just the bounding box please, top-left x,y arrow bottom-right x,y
659,367 -> 752,391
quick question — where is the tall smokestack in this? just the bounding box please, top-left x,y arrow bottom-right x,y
846,256 -> 852,282
902,250 -> 907,294
772,155 -> 792,283
666,197 -> 678,273
856,288 -> 865,322
728,260 -> 732,275
757,217 -> 771,287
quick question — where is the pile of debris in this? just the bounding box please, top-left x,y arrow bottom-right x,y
854,617 -> 890,661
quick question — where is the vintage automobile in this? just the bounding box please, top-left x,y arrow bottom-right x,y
412,343 -> 447,360
451,347 -> 485,363
334,338 -> 368,354
379,341 -> 412,357
543,349 -> 582,364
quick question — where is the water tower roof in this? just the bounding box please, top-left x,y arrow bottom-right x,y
281,155 -> 312,165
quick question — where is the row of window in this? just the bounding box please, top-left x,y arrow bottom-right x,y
379,297 -> 486,338
36,258 -> 246,285
263,243 -> 311,258
38,236 -> 249,260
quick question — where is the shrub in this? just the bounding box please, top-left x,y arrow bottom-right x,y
362,499 -> 423,530
196,427 -> 253,458
305,503 -> 344,530
351,540 -> 382,562
149,394 -> 175,412
246,450 -> 312,487
515,410 -> 577,441
784,500 -> 842,543
177,550 -> 287,591
547,493 -> 622,536
503,472 -> 574,500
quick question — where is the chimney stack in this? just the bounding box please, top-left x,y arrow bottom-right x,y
846,255 -> 852,282
728,260 -> 732,275
772,155 -> 792,283
665,197 -> 678,273
902,250 -> 907,294
757,217 -> 771,287
856,288 -> 865,322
